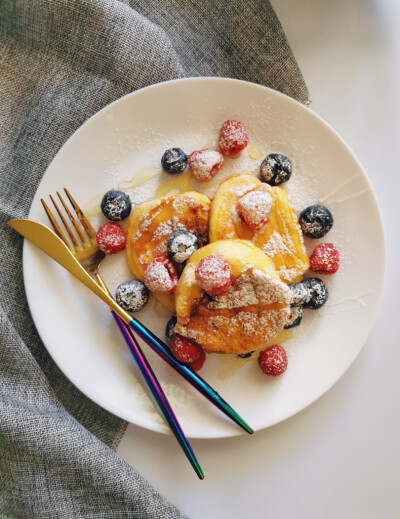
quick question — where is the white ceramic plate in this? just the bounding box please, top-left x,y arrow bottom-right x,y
24,78 -> 385,438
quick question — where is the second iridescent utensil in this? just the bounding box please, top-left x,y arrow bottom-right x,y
39,190 -> 252,434
9,219 -> 253,432
39,191 -> 205,478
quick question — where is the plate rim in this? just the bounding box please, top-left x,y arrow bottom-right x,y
23,77 -> 387,438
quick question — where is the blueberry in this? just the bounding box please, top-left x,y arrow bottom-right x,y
161,148 -> 187,174
115,280 -> 149,313
101,190 -> 131,221
236,351 -> 255,359
288,282 -> 310,306
284,305 -> 303,329
302,278 -> 329,309
165,315 -> 177,341
260,153 -> 292,185
299,205 -> 333,239
167,231 -> 199,263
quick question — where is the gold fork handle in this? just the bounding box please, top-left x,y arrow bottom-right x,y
8,219 -> 133,325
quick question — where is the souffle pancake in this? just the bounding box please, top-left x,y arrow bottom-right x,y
174,240 -> 292,355
126,191 -> 211,311
209,174 -> 309,283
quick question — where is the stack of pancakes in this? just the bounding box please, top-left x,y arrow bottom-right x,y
126,174 -> 309,355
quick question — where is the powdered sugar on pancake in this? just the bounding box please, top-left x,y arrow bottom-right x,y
175,268 -> 291,353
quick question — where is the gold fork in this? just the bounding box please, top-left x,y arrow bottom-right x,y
41,189 -> 106,287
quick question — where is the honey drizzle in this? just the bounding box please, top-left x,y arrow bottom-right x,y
319,173 -> 360,204
118,168 -> 161,190
247,146 -> 263,160
218,354 -> 252,380
82,168 -> 194,217
155,172 -> 193,198
82,194 -> 103,217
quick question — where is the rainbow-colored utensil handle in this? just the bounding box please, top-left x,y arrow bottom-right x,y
111,311 -> 203,479
8,220 -> 253,435
128,318 -> 253,435
90,274 -> 203,478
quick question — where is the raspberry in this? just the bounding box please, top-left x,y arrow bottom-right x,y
258,345 -> 288,376
188,149 -> 224,181
96,223 -> 126,254
309,243 -> 340,275
218,120 -> 248,156
238,188 -> 272,229
143,257 -> 178,293
195,255 -> 232,295
170,334 -> 202,364
188,349 -> 206,372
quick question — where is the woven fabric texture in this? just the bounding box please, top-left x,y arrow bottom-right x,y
0,1 -> 309,517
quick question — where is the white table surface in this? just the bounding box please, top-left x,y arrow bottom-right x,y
117,1 -> 400,517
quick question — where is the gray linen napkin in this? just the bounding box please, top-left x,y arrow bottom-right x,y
0,1 -> 309,517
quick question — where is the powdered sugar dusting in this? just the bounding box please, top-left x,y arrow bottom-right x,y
262,231 -> 293,257
168,231 -> 198,263
229,183 -> 258,198
195,255 -> 231,294
96,223 -> 126,254
151,216 -> 187,241
238,188 -> 272,229
176,268 -> 292,353
143,261 -> 174,293
172,196 -> 196,214
209,269 -> 291,309
310,243 -> 340,274
218,120 -> 249,155
188,149 -> 224,181
179,308 -> 290,350
134,200 -> 163,240
276,265 -> 305,284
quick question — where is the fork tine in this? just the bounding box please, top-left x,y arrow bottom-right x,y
64,188 -> 97,242
41,198 -> 72,250
56,191 -> 89,246
49,194 -> 81,250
